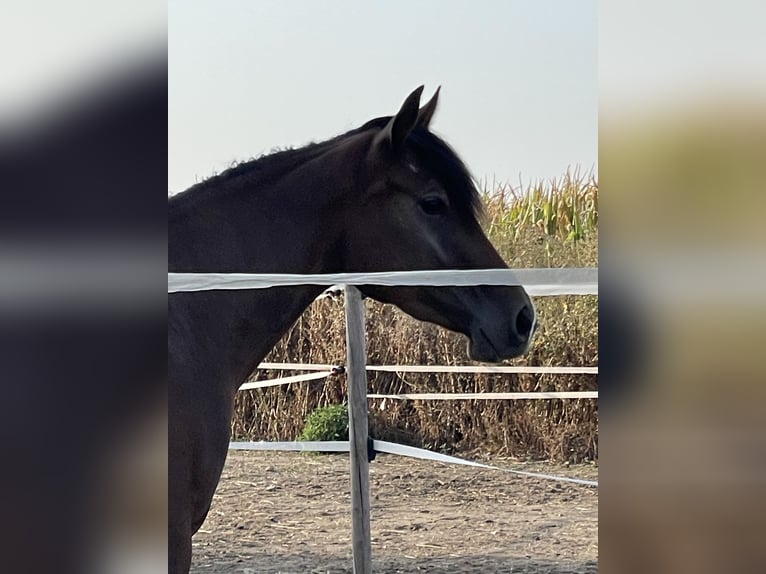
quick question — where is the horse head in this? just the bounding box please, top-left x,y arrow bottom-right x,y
341,86 -> 536,362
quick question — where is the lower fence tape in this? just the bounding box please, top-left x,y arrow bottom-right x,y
229,440 -> 350,452
371,440 -> 597,487
228,440 -> 597,488
239,371 -> 332,390
257,362 -> 599,375
368,391 -> 598,400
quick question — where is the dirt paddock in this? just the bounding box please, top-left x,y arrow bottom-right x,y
190,451 -> 598,573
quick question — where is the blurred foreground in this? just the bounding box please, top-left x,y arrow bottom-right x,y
600,2 -> 766,571
0,6 -> 167,573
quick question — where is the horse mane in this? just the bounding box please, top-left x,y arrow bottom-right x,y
169,137 -> 343,209
171,117 -> 483,221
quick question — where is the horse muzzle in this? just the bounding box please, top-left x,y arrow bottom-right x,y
467,300 -> 537,363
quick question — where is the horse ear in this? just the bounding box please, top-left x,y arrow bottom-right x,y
417,86 -> 440,129
374,85 -> 424,154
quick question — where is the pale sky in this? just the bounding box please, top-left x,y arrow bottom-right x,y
599,0 -> 766,117
169,1 -> 597,194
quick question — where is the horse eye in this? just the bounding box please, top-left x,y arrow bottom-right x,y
419,197 -> 448,216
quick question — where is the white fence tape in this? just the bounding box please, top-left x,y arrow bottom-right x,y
244,365 -> 598,399
258,362 -> 346,371
258,362 -> 598,375
230,440 -> 350,453
168,268 -> 598,296
370,365 -> 596,375
228,440 -> 597,488
239,371 -> 333,390
368,391 -> 598,400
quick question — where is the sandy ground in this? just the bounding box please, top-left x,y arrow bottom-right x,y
190,451 -> 598,573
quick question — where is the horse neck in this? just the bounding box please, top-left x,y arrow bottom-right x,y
169,139 -> 361,392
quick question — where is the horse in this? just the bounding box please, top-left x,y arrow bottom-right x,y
168,86 -> 536,573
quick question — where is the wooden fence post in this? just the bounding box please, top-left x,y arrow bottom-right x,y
344,285 -> 372,574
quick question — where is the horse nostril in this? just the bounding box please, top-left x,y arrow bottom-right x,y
515,304 -> 534,339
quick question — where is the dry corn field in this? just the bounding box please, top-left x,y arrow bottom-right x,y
232,172 -> 598,463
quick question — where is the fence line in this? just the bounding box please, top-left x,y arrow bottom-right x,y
257,361 -> 598,375
367,391 -> 598,400
168,267 -> 597,296
169,269 -> 599,572
239,371 -> 333,390
244,362 -> 598,398
239,375 -> 596,399
239,376 -> 597,399
229,440 -> 598,488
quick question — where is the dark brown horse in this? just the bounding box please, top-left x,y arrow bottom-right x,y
168,87 -> 536,573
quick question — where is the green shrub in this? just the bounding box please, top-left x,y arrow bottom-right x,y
297,403 -> 349,442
